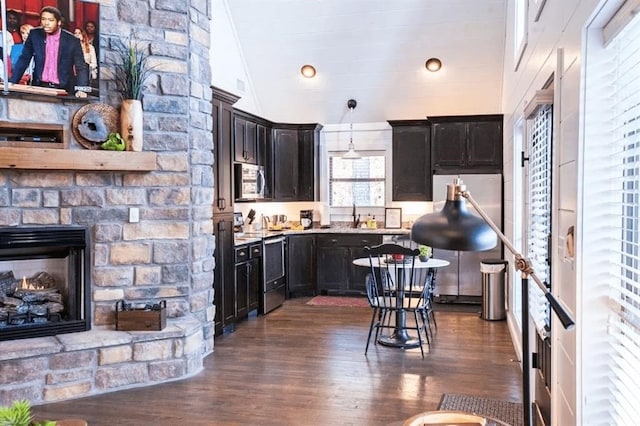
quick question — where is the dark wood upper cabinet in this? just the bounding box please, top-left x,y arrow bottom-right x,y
271,123 -> 322,202
430,122 -> 466,168
245,121 -> 258,164
430,114 -> 503,174
467,120 -> 503,168
233,110 -> 272,165
389,120 -> 432,201
212,87 -> 239,214
272,127 -> 299,201
233,114 -> 257,164
297,124 -> 321,201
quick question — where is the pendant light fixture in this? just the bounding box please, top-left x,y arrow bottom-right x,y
343,99 -> 361,160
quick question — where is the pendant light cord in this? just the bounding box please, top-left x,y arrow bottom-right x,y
349,106 -> 354,148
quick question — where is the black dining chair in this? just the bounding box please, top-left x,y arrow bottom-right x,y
364,243 -> 433,358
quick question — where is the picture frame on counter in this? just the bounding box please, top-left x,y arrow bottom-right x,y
385,208 -> 402,229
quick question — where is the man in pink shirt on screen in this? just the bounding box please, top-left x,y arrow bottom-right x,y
9,6 -> 89,97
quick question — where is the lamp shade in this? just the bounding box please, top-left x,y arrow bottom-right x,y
411,180 -> 497,251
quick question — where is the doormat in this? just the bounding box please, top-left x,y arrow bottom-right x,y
306,296 -> 369,308
438,393 -> 523,426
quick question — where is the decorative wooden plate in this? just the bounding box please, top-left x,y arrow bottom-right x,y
72,103 -> 119,150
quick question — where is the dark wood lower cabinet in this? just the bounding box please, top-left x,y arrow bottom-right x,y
287,235 -> 316,297
213,214 -> 235,336
316,234 -> 383,296
248,244 -> 261,312
234,243 -> 262,322
316,243 -> 350,294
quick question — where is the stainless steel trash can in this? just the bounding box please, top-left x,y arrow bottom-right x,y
480,259 -> 508,320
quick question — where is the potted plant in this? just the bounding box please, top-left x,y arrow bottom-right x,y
113,35 -> 155,152
0,400 -> 56,426
418,245 -> 432,262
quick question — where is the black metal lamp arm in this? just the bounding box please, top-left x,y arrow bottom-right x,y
460,189 -> 575,330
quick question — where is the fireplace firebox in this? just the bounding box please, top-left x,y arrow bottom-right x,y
0,226 -> 90,341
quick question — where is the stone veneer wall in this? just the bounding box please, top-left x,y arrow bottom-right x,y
0,0 -> 216,405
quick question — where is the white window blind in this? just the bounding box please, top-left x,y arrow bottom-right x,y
527,104 -> 553,337
582,7 -> 640,424
329,154 -> 385,207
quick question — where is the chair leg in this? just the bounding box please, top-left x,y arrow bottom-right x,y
429,297 -> 438,331
429,308 -> 437,331
419,308 -> 431,346
374,308 -> 385,343
423,304 -> 434,340
412,310 -> 425,359
365,308 -> 379,355
379,308 -> 391,338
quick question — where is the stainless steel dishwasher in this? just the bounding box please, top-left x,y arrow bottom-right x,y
261,235 -> 286,313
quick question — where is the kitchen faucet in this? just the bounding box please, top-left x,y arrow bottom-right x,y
352,204 -> 360,228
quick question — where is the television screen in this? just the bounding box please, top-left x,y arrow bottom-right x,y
1,0 -> 100,98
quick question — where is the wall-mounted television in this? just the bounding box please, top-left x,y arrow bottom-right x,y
1,0 -> 100,98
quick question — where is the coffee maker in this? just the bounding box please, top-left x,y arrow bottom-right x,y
300,210 -> 313,230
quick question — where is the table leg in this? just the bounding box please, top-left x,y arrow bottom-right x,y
377,267 -> 421,348
377,308 -> 421,348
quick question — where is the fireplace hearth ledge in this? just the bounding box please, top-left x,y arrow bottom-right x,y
0,316 -> 210,406
0,318 -> 203,361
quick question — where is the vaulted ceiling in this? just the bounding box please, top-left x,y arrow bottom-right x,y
219,0 -> 506,124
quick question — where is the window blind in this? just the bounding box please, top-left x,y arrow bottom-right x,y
329,154 -> 385,207
527,104 -> 553,337
582,7 -> 640,424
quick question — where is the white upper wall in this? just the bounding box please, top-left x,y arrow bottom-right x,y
211,0 -> 260,115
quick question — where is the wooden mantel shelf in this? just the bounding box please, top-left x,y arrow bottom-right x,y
0,148 -> 157,171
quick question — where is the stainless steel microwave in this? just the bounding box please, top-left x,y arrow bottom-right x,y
234,163 -> 266,200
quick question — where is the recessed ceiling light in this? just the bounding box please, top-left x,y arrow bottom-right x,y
425,58 -> 442,72
301,64 -> 317,78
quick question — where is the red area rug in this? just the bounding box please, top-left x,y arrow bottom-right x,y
306,296 -> 369,308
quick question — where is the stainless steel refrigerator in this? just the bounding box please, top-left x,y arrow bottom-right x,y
431,174 -> 503,302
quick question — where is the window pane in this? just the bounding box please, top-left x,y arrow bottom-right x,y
331,156 -> 385,179
329,154 -> 385,207
330,181 -> 385,207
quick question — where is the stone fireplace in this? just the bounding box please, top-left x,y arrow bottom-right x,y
0,0 -> 215,407
0,226 -> 90,341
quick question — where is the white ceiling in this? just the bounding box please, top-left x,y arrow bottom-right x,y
221,0 -> 507,125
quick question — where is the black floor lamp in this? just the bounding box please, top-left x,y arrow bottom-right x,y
411,177 -> 575,426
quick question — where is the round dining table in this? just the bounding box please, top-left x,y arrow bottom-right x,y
352,256 -> 450,348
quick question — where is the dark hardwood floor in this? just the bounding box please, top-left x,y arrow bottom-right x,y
33,298 -> 522,425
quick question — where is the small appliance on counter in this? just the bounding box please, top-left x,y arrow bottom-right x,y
319,203 -> 331,227
300,209 -> 313,229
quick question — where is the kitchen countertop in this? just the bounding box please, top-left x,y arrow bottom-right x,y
233,226 -> 410,246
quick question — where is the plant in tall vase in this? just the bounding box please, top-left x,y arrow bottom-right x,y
113,35 -> 154,152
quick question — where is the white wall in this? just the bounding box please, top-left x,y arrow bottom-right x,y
211,0 -> 260,115
501,0 -> 600,424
